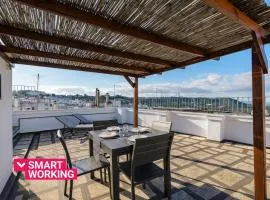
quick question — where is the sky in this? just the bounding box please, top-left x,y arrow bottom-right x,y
12,44 -> 270,98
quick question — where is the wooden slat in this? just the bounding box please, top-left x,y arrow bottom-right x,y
202,0 -> 268,37
133,77 -> 138,127
0,24 -> 185,68
11,58 -> 140,77
252,44 -> 267,200
16,0 -> 206,57
251,31 -> 268,74
124,76 -> 135,88
0,45 -> 150,73
153,35 -> 270,75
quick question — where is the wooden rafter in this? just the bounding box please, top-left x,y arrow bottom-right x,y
152,34 -> 270,75
0,45 -> 150,73
202,0 -> 268,37
251,31 -> 268,74
16,0 -> 206,57
124,76 -> 135,88
0,25 -> 187,68
11,58 -> 140,77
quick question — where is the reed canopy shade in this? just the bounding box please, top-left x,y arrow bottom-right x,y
0,0 -> 269,77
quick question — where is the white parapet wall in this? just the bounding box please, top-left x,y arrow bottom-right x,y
119,108 -> 270,147
12,107 -> 270,146
0,58 -> 12,193
13,107 -> 117,133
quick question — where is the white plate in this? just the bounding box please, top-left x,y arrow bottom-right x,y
130,128 -> 139,133
99,131 -> 117,139
139,127 -> 150,132
130,127 -> 150,133
107,126 -> 121,131
128,135 -> 147,142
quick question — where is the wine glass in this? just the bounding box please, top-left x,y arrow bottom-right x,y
119,129 -> 124,139
123,124 -> 129,135
134,128 -> 139,136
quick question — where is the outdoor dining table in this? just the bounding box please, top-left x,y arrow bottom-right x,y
88,128 -> 168,200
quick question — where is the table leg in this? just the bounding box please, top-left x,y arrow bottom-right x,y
89,138 -> 94,179
110,152 -> 119,200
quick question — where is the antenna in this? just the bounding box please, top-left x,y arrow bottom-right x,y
36,73 -> 40,91
113,84 -> 115,106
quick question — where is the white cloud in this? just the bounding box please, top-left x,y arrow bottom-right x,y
40,85 -> 94,95
39,72 -> 270,97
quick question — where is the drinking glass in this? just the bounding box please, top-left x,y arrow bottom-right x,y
123,124 -> 129,135
119,129 -> 124,139
135,128 -> 139,136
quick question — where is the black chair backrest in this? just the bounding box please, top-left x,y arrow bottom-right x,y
56,130 -> 72,168
152,121 -> 172,133
73,114 -> 92,124
131,133 -> 174,169
93,119 -> 118,130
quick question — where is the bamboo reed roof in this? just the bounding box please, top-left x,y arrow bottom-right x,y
0,0 -> 269,77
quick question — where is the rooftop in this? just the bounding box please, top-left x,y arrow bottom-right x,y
0,1 -> 269,199
13,129 -> 270,199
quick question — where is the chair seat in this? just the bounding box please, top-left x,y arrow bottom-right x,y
72,155 -> 109,176
118,161 -> 165,184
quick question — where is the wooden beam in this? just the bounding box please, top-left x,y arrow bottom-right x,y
202,0 -> 268,37
133,77 -> 138,127
124,76 -> 135,88
252,44 -> 267,200
0,25 -> 178,66
251,31 -> 268,74
152,34 -> 270,75
0,24 -> 185,68
16,0 -> 206,57
0,45 -> 150,73
0,51 -> 11,64
11,58 -> 140,77
0,45 -> 11,63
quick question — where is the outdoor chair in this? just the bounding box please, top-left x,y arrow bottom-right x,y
118,133 -> 174,200
73,114 -> 92,124
56,130 -> 111,200
93,119 -> 119,159
152,121 -> 172,133
93,119 -> 118,130
56,115 -> 93,136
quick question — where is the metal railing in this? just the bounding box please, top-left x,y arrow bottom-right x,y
13,95 -> 268,115
135,96 -> 256,114
12,85 -> 36,92
11,84 -> 269,114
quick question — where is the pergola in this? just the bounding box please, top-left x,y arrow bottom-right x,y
0,0 -> 269,199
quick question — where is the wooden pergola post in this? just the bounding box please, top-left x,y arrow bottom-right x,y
124,76 -> 139,127
133,77 -> 139,127
252,44 -> 267,200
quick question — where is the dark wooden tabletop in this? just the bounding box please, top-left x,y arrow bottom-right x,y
88,128 -> 168,200
88,129 -> 166,153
